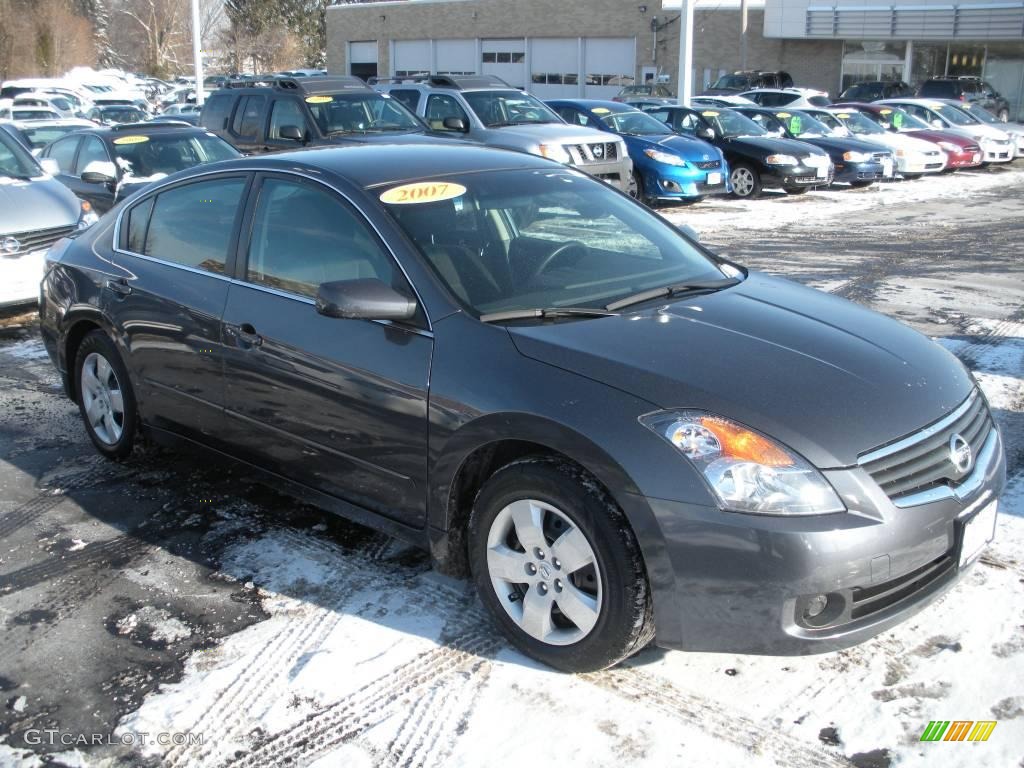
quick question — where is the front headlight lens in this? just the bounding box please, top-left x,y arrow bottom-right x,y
937,141 -> 960,153
643,148 -> 686,166
765,154 -> 798,166
640,410 -> 845,515
77,200 -> 99,230
538,143 -> 572,163
842,151 -> 869,162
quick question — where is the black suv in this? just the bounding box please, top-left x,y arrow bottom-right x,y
703,70 -> 793,95
199,76 -> 446,153
839,80 -> 913,102
916,77 -> 1010,121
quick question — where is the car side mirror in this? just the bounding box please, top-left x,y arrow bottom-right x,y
279,124 -> 304,141
80,160 -> 118,186
315,278 -> 417,321
40,158 -> 60,175
442,116 -> 467,132
698,127 -> 715,140
931,119 -> 943,129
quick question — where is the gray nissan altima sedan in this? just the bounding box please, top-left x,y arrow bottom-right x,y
38,144 -> 1005,672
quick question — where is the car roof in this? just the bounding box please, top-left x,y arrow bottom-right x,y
174,143 -> 565,190
217,76 -> 371,95
547,99 -> 636,113
80,123 -> 213,140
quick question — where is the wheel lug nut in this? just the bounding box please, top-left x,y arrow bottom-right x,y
552,558 -> 561,570
554,579 -> 562,592
534,547 -> 545,560
537,583 -> 548,595
526,563 -> 537,575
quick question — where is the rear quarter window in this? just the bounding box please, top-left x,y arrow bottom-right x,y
920,81 -> 956,98
389,89 -> 421,113
200,93 -> 234,132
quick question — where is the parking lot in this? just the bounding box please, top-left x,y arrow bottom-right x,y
1,165 -> 1022,768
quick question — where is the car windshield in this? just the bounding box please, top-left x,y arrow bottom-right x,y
13,109 -> 58,120
600,110 -> 670,136
110,132 -> 239,180
463,90 -> 561,126
306,93 -> 423,135
380,168 -> 727,316
0,130 -> 42,179
931,104 -> 974,126
775,111 -> 830,138
874,108 -> 928,131
103,107 -> 146,122
832,111 -> 885,135
711,74 -> 749,90
960,104 -> 999,124
700,108 -> 766,138
18,124 -> 89,149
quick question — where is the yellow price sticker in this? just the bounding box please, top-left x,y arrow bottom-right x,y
305,95 -> 333,104
879,109 -> 892,115
836,113 -> 851,119
701,110 -> 720,117
379,181 -> 467,205
112,135 -> 149,145
776,112 -> 791,118
591,107 -> 611,114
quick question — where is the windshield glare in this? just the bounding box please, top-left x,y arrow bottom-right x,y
712,75 -> 749,90
879,108 -> 929,131
771,111 -> 829,137
381,169 -> 725,316
463,90 -> 560,126
0,131 -> 42,178
932,104 -> 973,125
833,111 -> 884,135
307,93 -> 423,134
702,109 -> 766,137
112,134 -> 239,180
601,110 -> 670,135
962,104 -> 998,124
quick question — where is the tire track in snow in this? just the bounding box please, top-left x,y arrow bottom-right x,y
0,533 -> 149,595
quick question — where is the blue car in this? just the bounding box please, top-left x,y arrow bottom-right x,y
547,99 -> 729,205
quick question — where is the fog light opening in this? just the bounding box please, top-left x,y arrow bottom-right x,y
805,594 -> 828,619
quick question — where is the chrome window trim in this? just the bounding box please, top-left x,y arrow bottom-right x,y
111,165 -> 433,334
858,390 -> 978,466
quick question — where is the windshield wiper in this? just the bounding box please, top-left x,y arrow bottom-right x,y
478,307 -> 620,323
605,277 -> 740,311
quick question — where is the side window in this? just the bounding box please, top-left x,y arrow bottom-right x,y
425,94 -> 469,131
201,93 -> 234,131
230,96 -> 267,139
646,109 -> 669,125
246,178 -> 398,299
124,196 -> 155,253
46,136 -> 80,173
678,113 -> 700,133
75,136 -> 110,175
389,89 -> 421,113
144,177 -> 246,274
268,98 -> 309,140
555,107 -> 588,127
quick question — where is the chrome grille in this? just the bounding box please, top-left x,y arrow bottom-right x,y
2,224 -> 76,254
694,159 -> 721,170
565,142 -> 619,164
859,391 -> 993,501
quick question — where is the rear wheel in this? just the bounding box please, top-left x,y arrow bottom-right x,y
75,330 -> 137,460
469,458 -> 653,672
729,163 -> 761,198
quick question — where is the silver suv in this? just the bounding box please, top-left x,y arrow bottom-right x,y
372,75 -> 633,193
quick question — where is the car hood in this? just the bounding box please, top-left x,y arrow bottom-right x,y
0,174 -> 80,234
722,134 -> 825,157
904,128 -> 976,147
486,123 -> 621,146
505,272 -> 973,468
796,135 -> 884,156
626,133 -> 719,160
324,132 -> 456,146
849,132 -> 937,153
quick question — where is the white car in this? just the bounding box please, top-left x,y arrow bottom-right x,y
804,107 -> 946,177
950,101 -> 1024,157
877,99 -> 1015,164
738,87 -> 832,110
11,92 -> 78,118
691,95 -> 756,108
0,106 -> 63,122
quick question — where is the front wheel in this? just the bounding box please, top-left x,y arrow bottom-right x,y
849,180 -> 874,188
469,458 -> 654,672
901,172 -> 922,180
75,330 -> 138,460
630,170 -> 654,207
729,163 -> 762,198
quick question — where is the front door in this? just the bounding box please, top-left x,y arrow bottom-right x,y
221,174 -> 432,527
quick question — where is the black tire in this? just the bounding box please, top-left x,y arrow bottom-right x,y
630,170 -> 654,207
849,180 -> 874,188
784,185 -> 811,195
74,330 -> 138,460
901,172 -> 922,180
468,457 -> 654,672
729,163 -> 762,198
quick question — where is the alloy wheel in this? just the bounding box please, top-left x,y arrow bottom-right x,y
731,167 -> 754,197
80,352 -> 125,445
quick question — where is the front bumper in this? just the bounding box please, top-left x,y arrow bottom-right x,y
643,427 -> 1006,655
0,249 -> 47,309
833,159 -> 891,184
945,149 -> 983,168
649,164 -> 730,200
981,144 -> 1014,163
573,156 -> 634,193
764,163 -> 833,189
897,153 -> 946,174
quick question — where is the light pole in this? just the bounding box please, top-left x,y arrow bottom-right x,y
676,0 -> 694,104
191,0 -> 205,105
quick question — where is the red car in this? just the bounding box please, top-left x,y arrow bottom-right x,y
833,102 -> 983,170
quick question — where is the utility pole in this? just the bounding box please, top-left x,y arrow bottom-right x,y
740,0 -> 749,71
677,0 -> 694,104
191,0 -> 205,105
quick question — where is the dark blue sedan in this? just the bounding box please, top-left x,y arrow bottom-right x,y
547,99 -> 729,205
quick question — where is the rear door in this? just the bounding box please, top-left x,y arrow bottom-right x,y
220,173 -> 432,527
227,95 -> 268,153
108,173 -> 251,442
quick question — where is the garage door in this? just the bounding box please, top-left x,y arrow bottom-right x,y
436,39 -> 477,76
349,41 -> 377,81
482,39 -> 526,87
393,40 -> 430,78
530,38 -> 579,99
583,38 -> 635,98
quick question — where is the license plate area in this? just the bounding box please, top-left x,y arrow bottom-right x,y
707,172 -> 721,185
959,499 -> 997,568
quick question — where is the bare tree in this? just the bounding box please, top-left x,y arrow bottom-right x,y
0,0 -> 95,79
111,0 -> 190,78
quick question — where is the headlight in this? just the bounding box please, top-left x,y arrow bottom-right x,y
640,410 -> 845,515
538,143 -> 572,163
842,151 -> 869,162
979,137 -> 995,148
77,200 -> 99,230
765,154 -> 798,166
937,141 -> 961,153
643,148 -> 686,166
895,149 -> 906,157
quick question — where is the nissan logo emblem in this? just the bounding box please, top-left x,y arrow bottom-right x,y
949,433 -> 973,475
1,236 -> 20,255
592,145 -> 604,158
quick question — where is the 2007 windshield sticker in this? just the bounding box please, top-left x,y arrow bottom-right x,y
379,182 -> 467,205
112,135 -> 149,145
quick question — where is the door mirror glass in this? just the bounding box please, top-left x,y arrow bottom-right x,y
442,116 -> 467,132
80,160 -> 117,184
279,124 -> 304,141
315,278 -> 417,321
40,157 -> 60,175
931,119 -> 943,129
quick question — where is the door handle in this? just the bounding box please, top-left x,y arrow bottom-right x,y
230,322 -> 263,348
106,278 -> 131,297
